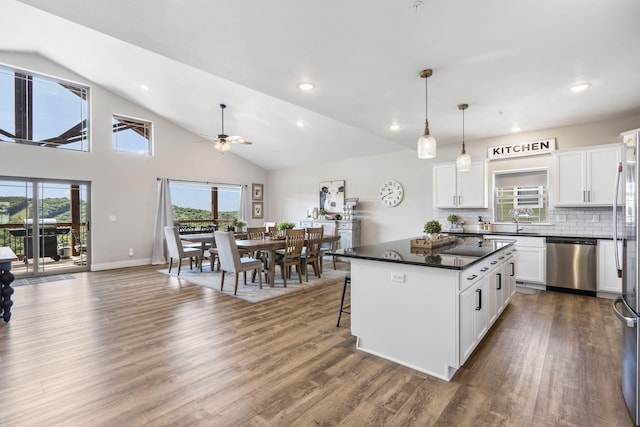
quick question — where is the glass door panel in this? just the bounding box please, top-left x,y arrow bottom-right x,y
0,177 -> 90,277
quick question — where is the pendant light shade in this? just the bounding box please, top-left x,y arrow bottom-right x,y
417,69 -> 436,159
456,103 -> 471,172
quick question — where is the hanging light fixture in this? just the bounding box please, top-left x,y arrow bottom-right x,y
417,69 -> 436,159
456,103 -> 471,172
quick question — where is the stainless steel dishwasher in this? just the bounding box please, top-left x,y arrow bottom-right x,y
546,237 -> 597,295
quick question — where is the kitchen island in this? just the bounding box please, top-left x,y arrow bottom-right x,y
331,236 -> 516,381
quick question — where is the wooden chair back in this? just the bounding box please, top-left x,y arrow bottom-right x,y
246,226 -> 266,240
283,228 -> 305,258
305,227 -> 324,257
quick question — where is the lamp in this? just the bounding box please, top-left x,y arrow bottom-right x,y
417,69 -> 436,159
456,103 -> 471,172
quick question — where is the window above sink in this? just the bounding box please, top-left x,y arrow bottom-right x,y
493,168 -> 549,224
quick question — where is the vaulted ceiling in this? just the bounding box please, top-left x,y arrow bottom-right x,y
4,0 -> 640,170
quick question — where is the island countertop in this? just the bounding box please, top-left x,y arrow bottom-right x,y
329,236 -> 515,270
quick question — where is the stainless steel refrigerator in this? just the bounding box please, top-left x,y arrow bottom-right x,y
614,129 -> 640,426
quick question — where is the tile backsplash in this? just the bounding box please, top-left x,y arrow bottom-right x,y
435,206 -> 617,237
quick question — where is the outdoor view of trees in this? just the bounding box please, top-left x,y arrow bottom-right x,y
0,196 -> 86,224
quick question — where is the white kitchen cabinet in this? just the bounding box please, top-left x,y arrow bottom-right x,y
459,275 -> 490,363
597,239 -> 622,295
554,144 -> 622,206
484,235 -> 546,284
433,161 -> 487,208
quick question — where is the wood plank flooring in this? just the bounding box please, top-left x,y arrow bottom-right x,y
0,264 -> 634,426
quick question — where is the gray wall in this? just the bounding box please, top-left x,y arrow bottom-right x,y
0,52 -> 268,270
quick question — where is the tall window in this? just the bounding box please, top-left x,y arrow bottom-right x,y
170,181 -> 242,231
112,114 -> 152,155
0,65 -> 89,151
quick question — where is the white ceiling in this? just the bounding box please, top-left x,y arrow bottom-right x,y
4,0 -> 640,170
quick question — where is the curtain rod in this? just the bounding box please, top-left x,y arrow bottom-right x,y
157,178 -> 247,187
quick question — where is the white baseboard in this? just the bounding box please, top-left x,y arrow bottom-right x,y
91,258 -> 152,271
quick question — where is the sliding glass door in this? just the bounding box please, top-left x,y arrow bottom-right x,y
0,177 -> 90,277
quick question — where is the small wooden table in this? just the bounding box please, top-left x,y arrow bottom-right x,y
0,247 -> 18,322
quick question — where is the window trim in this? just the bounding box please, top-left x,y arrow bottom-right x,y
111,113 -> 153,156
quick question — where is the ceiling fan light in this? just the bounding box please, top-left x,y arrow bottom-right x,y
214,140 -> 230,152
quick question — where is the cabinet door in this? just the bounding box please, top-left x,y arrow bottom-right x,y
587,146 -> 622,205
459,283 -> 477,363
597,240 -> 622,293
433,163 -> 457,208
458,161 -> 487,208
516,247 -> 546,283
554,151 -> 586,206
506,256 -> 517,302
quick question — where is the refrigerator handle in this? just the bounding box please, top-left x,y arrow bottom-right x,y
613,296 -> 637,328
613,162 -> 623,278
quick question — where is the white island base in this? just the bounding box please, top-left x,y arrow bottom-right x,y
349,245 -> 516,381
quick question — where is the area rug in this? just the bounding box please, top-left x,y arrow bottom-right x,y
157,261 -> 349,303
12,273 -> 76,287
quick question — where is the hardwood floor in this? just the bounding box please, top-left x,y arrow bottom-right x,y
0,264 -> 634,426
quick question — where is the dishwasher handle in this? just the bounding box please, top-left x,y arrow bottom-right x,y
546,238 -> 597,245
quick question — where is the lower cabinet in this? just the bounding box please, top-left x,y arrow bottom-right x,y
597,239 -> 622,294
459,249 -> 516,364
460,276 -> 490,362
485,235 -> 545,284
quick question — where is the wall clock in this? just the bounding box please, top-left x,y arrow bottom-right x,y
381,250 -> 403,261
378,179 -> 404,207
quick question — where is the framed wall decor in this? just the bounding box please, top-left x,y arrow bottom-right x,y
319,180 -> 345,214
252,183 -> 263,200
252,201 -> 264,219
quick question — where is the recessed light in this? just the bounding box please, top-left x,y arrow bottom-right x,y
389,124 -> 400,131
510,126 -> 522,133
140,84 -> 149,91
570,83 -> 591,93
296,121 -> 305,128
297,82 -> 315,91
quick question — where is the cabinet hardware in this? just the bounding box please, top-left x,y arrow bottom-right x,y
458,195 -> 462,205
480,267 -> 489,272
510,262 -> 515,276
497,273 -> 502,290
490,261 -> 498,265
499,256 -> 505,260
476,288 -> 482,311
467,274 -> 478,280
453,195 -> 456,205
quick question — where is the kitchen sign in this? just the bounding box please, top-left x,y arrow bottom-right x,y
488,138 -> 556,160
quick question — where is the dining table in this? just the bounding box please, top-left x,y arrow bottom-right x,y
180,232 -> 339,287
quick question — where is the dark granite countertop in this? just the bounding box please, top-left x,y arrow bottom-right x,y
329,236 -> 515,270
449,231 -> 613,240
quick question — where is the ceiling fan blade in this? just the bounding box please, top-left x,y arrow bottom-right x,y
227,135 -> 252,145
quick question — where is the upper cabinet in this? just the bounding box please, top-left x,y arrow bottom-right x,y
433,161 -> 487,208
553,144 -> 622,207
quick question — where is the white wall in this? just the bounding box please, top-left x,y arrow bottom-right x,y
268,113 -> 640,245
0,52 -> 268,270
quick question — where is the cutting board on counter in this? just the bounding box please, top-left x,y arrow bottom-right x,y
410,235 -> 457,249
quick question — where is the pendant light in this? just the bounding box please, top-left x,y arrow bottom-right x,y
417,69 -> 436,159
456,103 -> 471,172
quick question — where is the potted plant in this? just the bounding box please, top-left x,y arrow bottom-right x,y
447,214 -> 459,224
273,220 -> 295,239
233,218 -> 247,232
423,220 -> 442,240
318,209 -> 327,219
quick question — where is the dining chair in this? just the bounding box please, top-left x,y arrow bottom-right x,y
246,226 -> 268,280
274,228 -> 305,287
319,222 -> 339,272
164,226 -> 203,275
214,231 -> 263,295
301,227 -> 323,282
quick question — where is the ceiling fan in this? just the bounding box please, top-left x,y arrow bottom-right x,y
210,103 -> 253,152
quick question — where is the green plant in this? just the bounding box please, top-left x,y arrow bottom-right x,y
447,214 -> 458,223
278,221 -> 296,231
424,254 -> 442,264
233,218 -> 247,227
319,209 -> 327,216
423,220 -> 442,234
